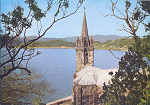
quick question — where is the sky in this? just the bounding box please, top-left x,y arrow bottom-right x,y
0,0 -> 146,38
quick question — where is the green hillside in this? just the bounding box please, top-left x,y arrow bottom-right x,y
29,38 -> 134,51
94,38 -> 134,51
29,40 -> 75,48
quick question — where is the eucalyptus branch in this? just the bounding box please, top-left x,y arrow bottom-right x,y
111,0 -> 125,20
0,0 -> 83,79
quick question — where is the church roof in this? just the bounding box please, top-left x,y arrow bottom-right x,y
74,65 -> 118,86
81,11 -> 88,37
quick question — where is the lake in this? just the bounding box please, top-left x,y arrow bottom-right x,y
28,48 -> 124,103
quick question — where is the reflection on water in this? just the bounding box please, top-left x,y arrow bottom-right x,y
28,48 -> 124,103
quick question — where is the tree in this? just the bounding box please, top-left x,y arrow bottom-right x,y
101,49 -> 150,105
0,1 -> 84,104
110,0 -> 148,49
1,71 -> 53,105
0,0 -> 84,79
140,0 -> 150,32
101,0 -> 150,105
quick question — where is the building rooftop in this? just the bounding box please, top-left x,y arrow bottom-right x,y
74,65 -> 118,86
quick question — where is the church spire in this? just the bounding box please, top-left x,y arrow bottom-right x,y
81,10 -> 88,37
75,9 -> 94,72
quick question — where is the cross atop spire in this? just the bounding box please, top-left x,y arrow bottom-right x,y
81,10 -> 88,37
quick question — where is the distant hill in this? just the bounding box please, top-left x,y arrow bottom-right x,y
58,35 -> 125,42
94,38 -> 134,51
28,37 -> 133,51
29,40 -> 75,48
24,35 -> 125,43
93,35 -> 125,43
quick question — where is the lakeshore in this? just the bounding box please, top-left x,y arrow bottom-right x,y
29,48 -> 124,103
27,46 -> 74,49
27,37 -> 132,51
27,46 -> 127,51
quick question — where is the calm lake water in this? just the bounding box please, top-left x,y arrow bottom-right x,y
28,48 -> 124,103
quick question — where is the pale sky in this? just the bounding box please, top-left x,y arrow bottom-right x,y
1,0 -> 145,38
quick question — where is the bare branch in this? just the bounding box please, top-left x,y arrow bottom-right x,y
111,0 -> 126,20
108,49 -> 121,60
1,66 -> 31,79
0,0 -> 83,79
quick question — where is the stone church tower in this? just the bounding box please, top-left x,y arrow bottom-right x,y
73,12 -> 104,105
76,11 -> 94,72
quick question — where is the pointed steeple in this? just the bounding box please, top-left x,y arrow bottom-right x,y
81,10 -> 88,37
75,8 -> 94,72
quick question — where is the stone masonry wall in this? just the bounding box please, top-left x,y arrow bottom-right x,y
73,84 -> 103,105
88,48 -> 94,66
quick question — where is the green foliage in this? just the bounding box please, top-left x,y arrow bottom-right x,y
94,38 -> 134,51
32,97 -> 41,105
131,35 -> 150,60
140,1 -> 150,32
1,5 -> 31,35
138,81 -> 150,105
101,36 -> 150,105
101,1 -> 150,104
25,0 -> 45,21
0,0 -> 84,79
140,1 -> 150,14
101,49 -> 150,105
1,71 -> 53,104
